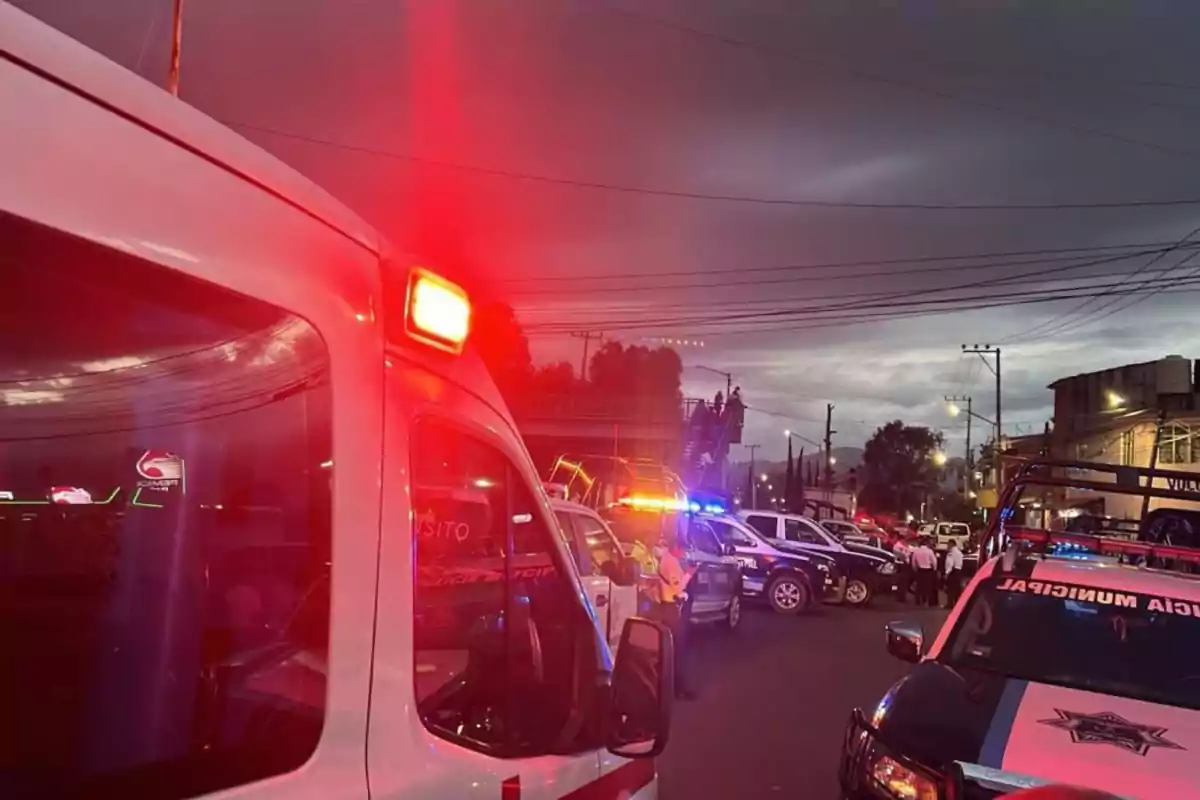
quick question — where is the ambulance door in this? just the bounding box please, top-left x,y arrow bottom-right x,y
556,509 -> 614,646
369,362 -> 607,800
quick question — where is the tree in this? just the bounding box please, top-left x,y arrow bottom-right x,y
933,488 -> 978,523
588,341 -> 683,407
473,301 -> 532,404
858,420 -> 946,515
529,361 -> 577,395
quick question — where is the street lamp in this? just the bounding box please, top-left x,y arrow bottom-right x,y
947,402 -> 961,417
931,451 -> 948,467
828,456 -> 837,465
1105,389 -> 1126,410
760,473 -> 768,482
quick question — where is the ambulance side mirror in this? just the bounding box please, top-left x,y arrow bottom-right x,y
606,617 -> 674,758
885,620 -> 924,664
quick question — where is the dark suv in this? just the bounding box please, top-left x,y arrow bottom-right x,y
689,513 -> 839,614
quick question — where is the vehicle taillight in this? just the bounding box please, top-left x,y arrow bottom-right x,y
406,268 -> 471,353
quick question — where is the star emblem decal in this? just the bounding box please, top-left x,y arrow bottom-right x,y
1038,709 -> 1186,756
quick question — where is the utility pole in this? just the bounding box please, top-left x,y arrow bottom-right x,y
746,444 -> 761,509
823,403 -> 836,491
570,331 -> 603,382
167,0 -> 185,97
945,394 -> 973,494
962,345 -> 1001,487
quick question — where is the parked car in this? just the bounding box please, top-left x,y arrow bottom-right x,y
689,513 -> 840,614
821,519 -> 887,551
917,520 -> 971,551
739,511 -> 900,606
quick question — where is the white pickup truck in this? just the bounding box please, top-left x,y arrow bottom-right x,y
917,521 -> 971,551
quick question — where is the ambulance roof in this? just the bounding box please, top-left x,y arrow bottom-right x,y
2,3 -> 379,254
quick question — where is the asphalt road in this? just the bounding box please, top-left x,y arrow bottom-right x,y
658,598 -> 949,799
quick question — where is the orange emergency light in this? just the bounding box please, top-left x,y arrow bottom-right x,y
618,495 -> 689,512
405,268 -> 471,354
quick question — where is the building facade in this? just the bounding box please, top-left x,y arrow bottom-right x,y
1047,355 -> 1200,520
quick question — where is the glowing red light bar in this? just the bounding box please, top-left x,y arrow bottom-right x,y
1008,527 -> 1200,565
406,268 -> 471,353
619,495 -> 688,512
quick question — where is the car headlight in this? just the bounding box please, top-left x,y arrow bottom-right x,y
877,561 -> 897,575
866,752 -> 938,800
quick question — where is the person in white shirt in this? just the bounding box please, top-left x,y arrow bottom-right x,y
943,540 -> 965,608
909,537 -> 939,607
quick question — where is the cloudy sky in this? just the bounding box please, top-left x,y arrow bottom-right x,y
17,0 -> 1200,457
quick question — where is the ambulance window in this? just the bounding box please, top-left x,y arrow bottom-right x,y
412,421 -> 586,756
0,213 -> 332,798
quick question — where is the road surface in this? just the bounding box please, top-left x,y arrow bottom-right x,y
658,599 -> 949,799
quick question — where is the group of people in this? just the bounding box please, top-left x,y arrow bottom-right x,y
895,536 -> 965,609
687,388 -> 745,448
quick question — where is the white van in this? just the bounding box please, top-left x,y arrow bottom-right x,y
0,5 -> 672,798
551,499 -> 644,650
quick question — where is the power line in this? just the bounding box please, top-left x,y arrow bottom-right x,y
1005,221 -> 1200,343
1083,250 -> 1200,325
508,243 -> 1188,297
500,240 -> 1200,284
516,248 -> 1182,315
231,119 -> 1200,211
524,277 -> 1200,337
517,262 -> 1159,319
594,3 -> 1200,167
1024,245 -> 1200,341
522,251 -> 1193,331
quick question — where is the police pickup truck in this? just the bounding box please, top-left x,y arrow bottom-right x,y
842,458 -> 1200,799
688,513 -> 839,614
740,511 -> 900,607
843,527 -> 1200,799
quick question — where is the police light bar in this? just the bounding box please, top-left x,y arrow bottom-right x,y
1007,527 -> 1200,565
405,268 -> 471,353
619,495 -> 689,512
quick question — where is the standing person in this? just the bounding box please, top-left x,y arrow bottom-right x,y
943,539 -> 965,608
910,537 -> 939,607
892,535 -> 913,604
652,536 -> 699,700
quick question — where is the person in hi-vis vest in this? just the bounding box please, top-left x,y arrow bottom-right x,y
651,535 -> 699,700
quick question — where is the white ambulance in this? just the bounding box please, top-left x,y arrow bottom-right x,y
0,5 -> 672,798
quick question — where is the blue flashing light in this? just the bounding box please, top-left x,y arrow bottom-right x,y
703,504 -> 726,514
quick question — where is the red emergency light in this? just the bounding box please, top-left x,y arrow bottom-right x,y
1007,527 -> 1200,565
405,268 -> 471,354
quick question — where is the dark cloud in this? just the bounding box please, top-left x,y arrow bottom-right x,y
14,0 -> 1200,457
